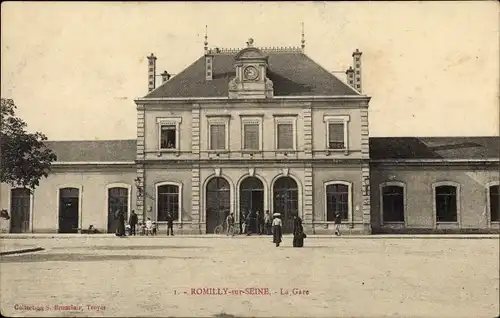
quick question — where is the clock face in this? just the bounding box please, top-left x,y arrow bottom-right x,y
244,66 -> 259,80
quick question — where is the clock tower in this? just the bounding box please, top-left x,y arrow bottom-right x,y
228,38 -> 274,99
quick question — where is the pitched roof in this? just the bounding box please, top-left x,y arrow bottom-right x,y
369,137 -> 500,160
145,52 -> 359,98
43,137 -> 499,163
44,140 -> 136,162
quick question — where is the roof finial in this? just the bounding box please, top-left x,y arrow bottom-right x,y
204,25 -> 208,53
301,22 -> 305,51
246,38 -> 254,48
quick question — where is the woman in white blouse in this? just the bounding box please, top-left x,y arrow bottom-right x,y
272,213 -> 283,247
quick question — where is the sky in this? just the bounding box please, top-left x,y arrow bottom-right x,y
1,1 -> 499,140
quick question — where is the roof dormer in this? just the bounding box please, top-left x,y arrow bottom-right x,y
228,38 -> 274,99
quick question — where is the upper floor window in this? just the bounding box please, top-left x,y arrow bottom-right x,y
274,115 -> 297,151
323,115 -> 350,150
434,184 -> 458,222
240,115 -> 263,151
207,115 -> 230,151
489,184 -> 499,222
157,117 -> 182,151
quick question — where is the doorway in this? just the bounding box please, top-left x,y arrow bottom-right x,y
107,187 -> 129,233
58,187 -> 80,233
205,177 -> 230,234
239,177 -> 264,234
10,188 -> 31,233
273,177 -> 298,234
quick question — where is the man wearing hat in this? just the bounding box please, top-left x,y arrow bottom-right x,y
272,212 -> 283,247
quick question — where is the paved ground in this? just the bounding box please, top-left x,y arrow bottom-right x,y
0,235 -> 499,318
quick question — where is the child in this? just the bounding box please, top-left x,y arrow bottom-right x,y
334,212 -> 342,236
145,218 -> 153,236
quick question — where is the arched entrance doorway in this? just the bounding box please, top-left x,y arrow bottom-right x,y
239,177 -> 264,234
206,177 -> 230,234
58,187 -> 80,233
107,187 -> 129,233
273,177 -> 298,234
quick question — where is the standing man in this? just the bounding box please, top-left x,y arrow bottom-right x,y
334,212 -> 342,236
166,211 -> 174,236
225,212 -> 235,236
264,210 -> 271,235
129,210 -> 138,236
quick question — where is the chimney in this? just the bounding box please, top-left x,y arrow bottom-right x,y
147,53 -> 157,92
204,25 -> 213,81
161,70 -> 171,84
205,53 -> 213,81
345,66 -> 354,88
352,49 -> 362,93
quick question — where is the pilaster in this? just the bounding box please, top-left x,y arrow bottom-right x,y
136,107 -> 146,222
191,105 -> 201,233
303,107 -> 313,158
360,108 -> 371,234
304,164 -> 314,233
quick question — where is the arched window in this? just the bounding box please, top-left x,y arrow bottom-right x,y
157,183 -> 180,221
489,185 -> 499,222
434,185 -> 458,222
325,182 -> 350,221
381,185 -> 405,223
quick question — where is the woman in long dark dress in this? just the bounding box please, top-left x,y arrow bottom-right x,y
292,215 -> 305,247
272,213 -> 283,247
116,210 -> 126,237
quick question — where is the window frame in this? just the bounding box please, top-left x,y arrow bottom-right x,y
379,181 -> 406,225
207,116 -> 230,151
324,181 -> 352,223
155,181 -> 183,222
240,115 -> 263,152
432,181 -> 461,227
486,181 -> 500,225
274,115 -> 297,151
323,115 -> 350,152
156,117 -> 182,151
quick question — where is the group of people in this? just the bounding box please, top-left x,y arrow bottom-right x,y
113,210 -> 175,237
237,209 -> 273,236
271,212 -> 307,247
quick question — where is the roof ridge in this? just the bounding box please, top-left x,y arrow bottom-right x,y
45,139 -> 136,143
207,46 -> 304,55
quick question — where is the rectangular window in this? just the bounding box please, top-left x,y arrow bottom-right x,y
490,185 -> 499,222
328,123 -> 345,149
160,125 -> 176,149
382,186 -> 405,222
277,123 -> 293,150
210,124 -> 226,150
243,123 -> 259,150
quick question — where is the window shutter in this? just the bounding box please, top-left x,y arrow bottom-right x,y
277,123 -> 293,149
243,124 -> 259,149
210,124 -> 226,150
328,123 -> 344,149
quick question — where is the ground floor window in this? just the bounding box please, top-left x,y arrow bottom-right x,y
326,183 -> 349,221
382,185 -> 404,223
435,185 -> 458,222
490,185 -> 499,222
157,184 -> 180,221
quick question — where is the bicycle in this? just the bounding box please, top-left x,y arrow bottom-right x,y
214,222 -> 240,235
